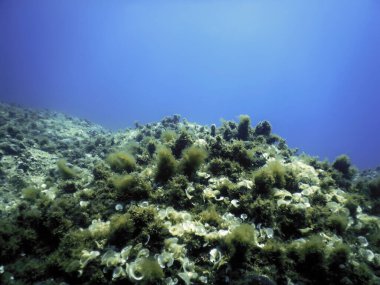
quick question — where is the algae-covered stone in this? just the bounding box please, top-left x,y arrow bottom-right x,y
1,104 -> 379,285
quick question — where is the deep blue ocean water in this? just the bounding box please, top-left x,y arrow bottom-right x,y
0,0 -> 379,169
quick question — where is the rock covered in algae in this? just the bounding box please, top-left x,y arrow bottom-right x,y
0,105 -> 379,285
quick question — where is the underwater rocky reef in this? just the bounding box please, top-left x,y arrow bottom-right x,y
0,102 -> 379,285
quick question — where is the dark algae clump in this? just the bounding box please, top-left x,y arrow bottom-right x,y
155,147 -> 177,183
106,152 -> 136,173
0,104 -> 379,285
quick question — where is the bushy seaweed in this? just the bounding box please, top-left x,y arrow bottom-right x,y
228,141 -> 254,169
253,167 -> 275,195
289,236 -> 327,282
332,154 -> 352,176
208,158 -> 242,180
108,213 -> 134,247
254,120 -> 272,136
237,115 -> 251,141
260,241 -> 287,281
146,139 -> 156,156
368,176 -> 380,199
326,213 -> 348,235
327,242 -> 351,283
106,152 -> 136,173
57,159 -> 77,179
199,206 -> 223,227
210,124 -> 217,137
248,198 -> 275,227
108,205 -> 167,249
172,130 -> 193,158
160,175 -> 192,209
21,187 -> 40,201
224,224 -> 257,266
154,147 -> 177,183
180,146 -> 207,178
160,130 -> 177,143
111,173 -> 151,201
277,204 -> 308,239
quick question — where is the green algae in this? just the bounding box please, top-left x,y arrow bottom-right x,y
237,115 -> 251,141
57,159 -> 78,179
155,147 -> 177,183
180,145 -> 207,178
106,152 -> 136,173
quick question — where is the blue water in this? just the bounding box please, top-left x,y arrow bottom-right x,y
0,0 -> 379,169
